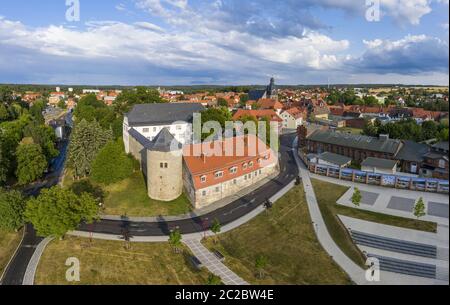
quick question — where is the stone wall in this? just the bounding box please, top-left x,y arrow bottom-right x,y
147,149 -> 183,201
185,161 -> 279,209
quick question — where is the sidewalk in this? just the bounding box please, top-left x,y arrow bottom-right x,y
184,239 -> 248,285
292,138 -> 368,285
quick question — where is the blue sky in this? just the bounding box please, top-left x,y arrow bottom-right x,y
0,0 -> 448,85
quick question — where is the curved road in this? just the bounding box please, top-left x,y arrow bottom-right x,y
1,133 -> 298,285
78,133 -> 298,236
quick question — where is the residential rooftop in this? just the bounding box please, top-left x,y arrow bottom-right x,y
126,103 -> 205,127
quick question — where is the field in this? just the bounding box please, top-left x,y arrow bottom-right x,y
203,185 -> 352,285
101,172 -> 192,217
35,236 -> 210,285
0,230 -> 22,278
63,170 -> 192,217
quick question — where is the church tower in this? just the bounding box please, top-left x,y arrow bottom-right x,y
267,77 -> 278,100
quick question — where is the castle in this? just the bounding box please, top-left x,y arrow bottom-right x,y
123,103 -> 279,209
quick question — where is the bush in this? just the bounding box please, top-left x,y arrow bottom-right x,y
70,179 -> 105,202
0,189 -> 26,231
91,140 -> 134,185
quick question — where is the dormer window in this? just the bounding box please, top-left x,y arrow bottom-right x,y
249,161 -> 254,168
230,167 -> 237,174
200,175 -> 207,183
243,163 -> 248,170
215,171 -> 224,179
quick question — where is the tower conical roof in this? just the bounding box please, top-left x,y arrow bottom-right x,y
150,128 -> 181,152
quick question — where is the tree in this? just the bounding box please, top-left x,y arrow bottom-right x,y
217,98 -> 228,107
67,119 -> 113,178
206,274 -> 222,285
169,228 -> 182,254
351,188 -> 362,207
210,218 -> 221,243
15,143 -> 47,185
255,255 -> 268,279
414,197 -> 426,219
0,189 -> 26,231
91,140 -> 134,185
24,186 -> 99,238
113,88 -> 165,115
23,121 -> 59,161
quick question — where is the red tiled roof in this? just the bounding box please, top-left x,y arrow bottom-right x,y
183,135 -> 277,189
232,109 -> 283,122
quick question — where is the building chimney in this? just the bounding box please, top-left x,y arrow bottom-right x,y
379,134 -> 389,141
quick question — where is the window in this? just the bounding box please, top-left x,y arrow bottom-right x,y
200,175 -> 207,183
160,162 -> 168,169
215,187 -> 220,193
143,128 -> 149,133
230,167 -> 237,174
439,159 -> 446,169
176,125 -> 182,130
153,127 -> 158,132
233,179 -> 237,185
249,161 -> 254,168
243,163 -> 248,170
202,190 -> 207,197
215,171 -> 224,179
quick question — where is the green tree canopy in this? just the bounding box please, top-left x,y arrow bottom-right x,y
351,188 -> 362,207
23,121 -> 59,161
25,186 -> 99,238
0,189 -> 26,231
15,143 -> 48,185
67,119 -> 113,178
113,87 -> 165,115
91,140 -> 134,185
414,197 -> 426,219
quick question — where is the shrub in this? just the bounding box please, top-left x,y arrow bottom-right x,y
91,140 -> 134,185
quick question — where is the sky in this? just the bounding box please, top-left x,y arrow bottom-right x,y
0,0 -> 448,86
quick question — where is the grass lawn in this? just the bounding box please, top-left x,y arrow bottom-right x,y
203,185 -> 352,285
101,172 -> 192,217
0,229 -> 22,277
63,169 -> 192,217
35,236 -> 210,285
311,179 -> 437,268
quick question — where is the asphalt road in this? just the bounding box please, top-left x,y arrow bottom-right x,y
78,133 -> 299,236
0,133 -> 298,285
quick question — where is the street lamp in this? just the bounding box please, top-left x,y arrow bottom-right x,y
202,218 -> 209,239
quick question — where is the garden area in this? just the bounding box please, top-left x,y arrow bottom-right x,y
35,236 -> 210,285
202,185 -> 352,285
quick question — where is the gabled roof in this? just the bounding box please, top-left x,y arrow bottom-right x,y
318,152 -> 352,166
126,103 -> 205,127
396,140 -> 429,163
257,99 -> 283,110
361,157 -> 398,169
232,109 -> 282,122
248,89 -> 267,101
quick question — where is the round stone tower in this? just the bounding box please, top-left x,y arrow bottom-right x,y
147,128 -> 183,201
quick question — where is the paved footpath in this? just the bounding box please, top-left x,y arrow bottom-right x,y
184,239 -> 248,285
293,139 -> 368,285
